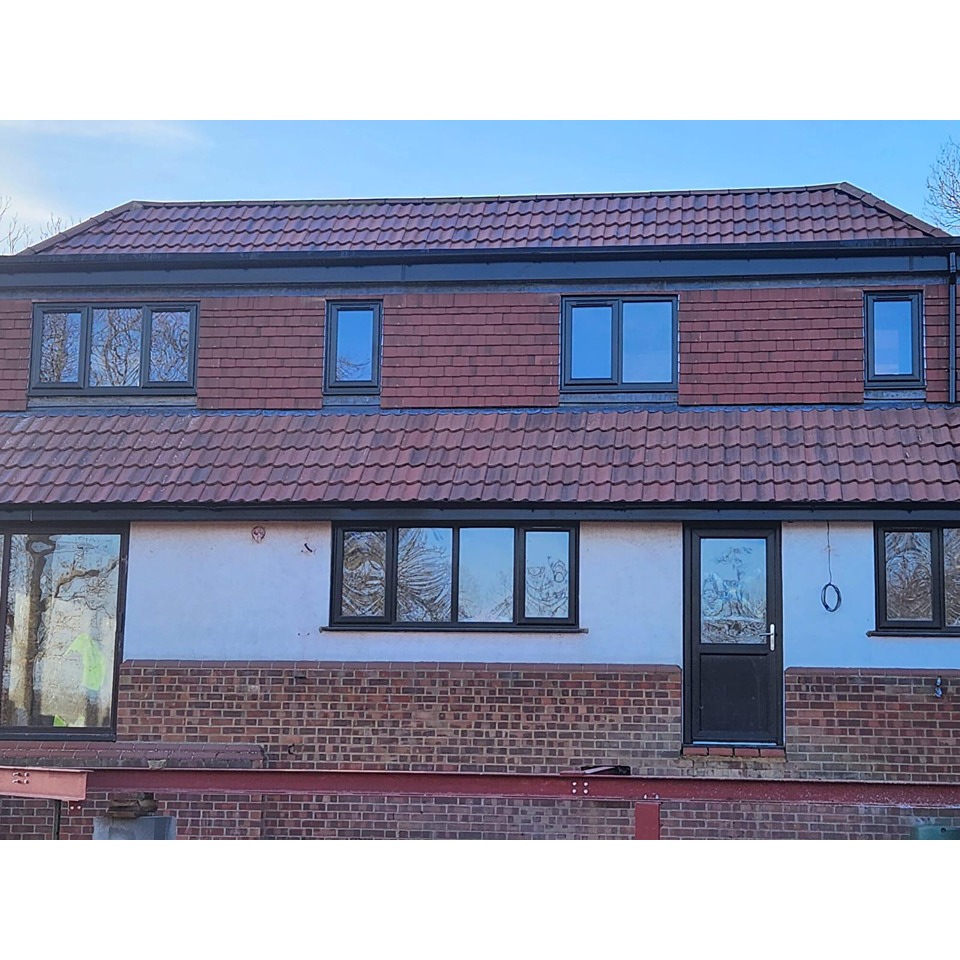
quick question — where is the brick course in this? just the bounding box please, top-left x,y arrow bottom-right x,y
380,293 -> 560,408
196,296 -> 326,409
3,662 -> 958,839
0,300 -> 30,411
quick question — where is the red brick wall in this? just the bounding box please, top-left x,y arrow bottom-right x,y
924,284 -> 952,402
3,663 -> 959,840
196,296 -> 325,410
380,293 -> 560,408
679,286 -> 868,405
0,300 -> 30,411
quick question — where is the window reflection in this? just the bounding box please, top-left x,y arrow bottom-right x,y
524,530 -> 570,619
1,533 -> 121,729
459,528 -> 514,622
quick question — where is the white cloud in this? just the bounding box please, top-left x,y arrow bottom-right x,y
0,120 -> 203,148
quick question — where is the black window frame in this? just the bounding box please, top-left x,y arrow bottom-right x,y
324,301 -> 383,395
561,296 -> 679,393
330,522 -> 579,630
864,292 -> 924,389
0,523 -> 128,741
30,303 -> 199,397
874,523 -> 960,635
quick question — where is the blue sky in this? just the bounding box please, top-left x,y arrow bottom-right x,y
1,121 -> 958,234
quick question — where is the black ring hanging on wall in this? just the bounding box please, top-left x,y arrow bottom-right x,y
820,521 -> 842,612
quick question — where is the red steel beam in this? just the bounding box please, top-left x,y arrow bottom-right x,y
0,766 -> 87,802
83,768 -> 960,808
634,802 -> 661,840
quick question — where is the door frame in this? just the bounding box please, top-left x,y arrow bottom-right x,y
682,524 -> 783,746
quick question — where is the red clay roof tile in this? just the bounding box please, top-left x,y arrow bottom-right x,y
2,407 -> 959,507
18,184 -> 948,257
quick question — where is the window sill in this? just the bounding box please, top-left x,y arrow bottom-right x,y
0,729 -> 118,741
28,395 -> 196,409
864,388 -> 926,402
866,630 -> 960,639
322,624 -> 588,635
559,391 -> 678,405
682,745 -> 785,759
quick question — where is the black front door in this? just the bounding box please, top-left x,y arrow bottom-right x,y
684,527 -> 782,745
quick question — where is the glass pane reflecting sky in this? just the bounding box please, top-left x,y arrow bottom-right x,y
336,309 -> 374,381
872,300 -> 914,376
90,308 -> 142,387
397,527 -> 452,622
524,530 -> 570,619
40,311 -> 81,383
622,301 -> 673,383
570,305 -> 612,379
459,528 -> 514,622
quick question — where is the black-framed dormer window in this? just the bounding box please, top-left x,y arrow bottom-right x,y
325,301 -> 382,394
562,297 -> 678,392
31,303 -> 197,396
330,523 -> 578,629
875,525 -> 960,634
865,292 -> 923,388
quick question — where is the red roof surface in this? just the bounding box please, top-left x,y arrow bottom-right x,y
21,184 -> 948,256
2,407 -> 958,507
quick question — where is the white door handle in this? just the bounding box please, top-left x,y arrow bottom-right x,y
769,623 -> 776,651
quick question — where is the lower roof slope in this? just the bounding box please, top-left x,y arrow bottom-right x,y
1,406 -> 958,508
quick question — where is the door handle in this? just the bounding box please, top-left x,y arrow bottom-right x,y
768,623 -> 776,651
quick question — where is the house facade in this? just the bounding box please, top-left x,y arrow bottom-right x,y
1,184 -> 959,839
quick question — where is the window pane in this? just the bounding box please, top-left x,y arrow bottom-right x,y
149,309 -> 192,382
872,300 -> 915,376
884,531 -> 933,621
700,538 -> 767,643
397,528 -> 453,622
622,301 -> 674,383
340,530 -> 387,617
570,305 -> 613,380
1,533 -> 121,729
90,307 -> 142,387
335,308 -> 375,382
459,528 -> 514,622
38,310 -> 82,384
524,530 -> 570,619
944,530 -> 960,627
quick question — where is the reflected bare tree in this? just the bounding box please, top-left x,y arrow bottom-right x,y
525,555 -> 569,618
885,532 -> 933,620
397,529 -> 451,622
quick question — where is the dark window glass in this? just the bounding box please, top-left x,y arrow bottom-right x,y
340,530 -> 387,618
699,537 -> 768,644
564,298 -> 677,391
326,303 -> 381,392
336,308 -> 375,382
866,294 -> 922,385
397,528 -> 453,623
90,308 -> 142,387
149,309 -> 192,383
570,305 -> 613,380
1,532 -> 122,731
38,310 -> 82,384
622,301 -> 674,384
458,527 -> 514,623
523,530 -> 571,620
884,531 -> 933,621
943,529 -> 960,627
333,525 -> 576,628
32,304 -> 196,394
872,300 -> 915,376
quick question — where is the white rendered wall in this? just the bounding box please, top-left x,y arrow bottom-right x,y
782,521 -> 960,669
124,521 -> 684,664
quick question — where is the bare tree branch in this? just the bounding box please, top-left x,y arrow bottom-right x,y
0,196 -> 79,254
926,138 -> 960,233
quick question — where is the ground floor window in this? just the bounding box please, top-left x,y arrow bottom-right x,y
331,523 -> 578,628
875,525 -> 960,633
0,529 -> 125,735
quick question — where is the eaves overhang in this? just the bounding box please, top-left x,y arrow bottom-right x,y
2,236 -> 959,290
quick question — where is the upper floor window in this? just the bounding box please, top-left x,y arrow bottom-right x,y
325,301 -> 382,395
865,293 -> 923,388
562,297 -> 678,392
331,523 -> 577,629
875,524 -> 960,634
0,527 -> 125,737
31,304 -> 197,396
